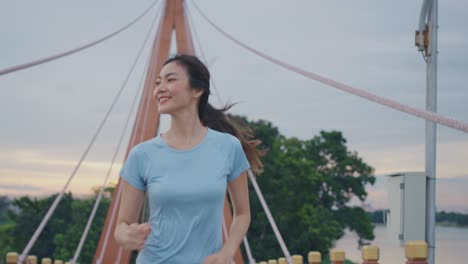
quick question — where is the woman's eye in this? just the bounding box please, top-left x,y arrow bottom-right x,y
168,79 -> 175,82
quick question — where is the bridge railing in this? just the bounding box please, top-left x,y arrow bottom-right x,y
5,253 -> 69,264
6,240 -> 427,264
254,240 -> 427,264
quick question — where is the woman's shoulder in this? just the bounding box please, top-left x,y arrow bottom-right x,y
128,137 -> 161,156
207,129 -> 243,156
208,128 -> 241,145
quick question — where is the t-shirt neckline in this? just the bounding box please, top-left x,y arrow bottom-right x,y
156,127 -> 212,153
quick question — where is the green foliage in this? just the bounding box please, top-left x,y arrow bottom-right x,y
238,118 -> 376,260
0,196 -> 10,224
5,193 -> 73,260
53,196 -> 110,263
370,210 -> 468,227
0,190 -> 111,264
436,211 -> 468,226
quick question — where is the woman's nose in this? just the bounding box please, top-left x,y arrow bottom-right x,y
155,81 -> 168,93
153,86 -> 161,99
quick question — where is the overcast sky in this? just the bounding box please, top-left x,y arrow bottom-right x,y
0,1 -> 467,211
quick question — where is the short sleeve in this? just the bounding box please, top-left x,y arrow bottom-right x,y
227,138 -> 251,183
119,146 -> 146,190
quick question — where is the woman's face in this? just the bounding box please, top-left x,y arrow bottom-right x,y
153,62 -> 203,115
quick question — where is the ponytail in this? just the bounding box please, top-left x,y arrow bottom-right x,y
202,103 -> 265,175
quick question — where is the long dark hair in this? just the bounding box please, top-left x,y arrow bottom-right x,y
162,54 -> 265,174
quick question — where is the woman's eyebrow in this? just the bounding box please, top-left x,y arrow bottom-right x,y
157,72 -> 178,79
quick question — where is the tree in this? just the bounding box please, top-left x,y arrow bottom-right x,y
0,196 -> 10,224
436,211 -> 468,227
233,117 -> 375,260
0,196 -> 14,264
54,195 -> 110,263
4,194 -> 73,260
1,189 -> 111,264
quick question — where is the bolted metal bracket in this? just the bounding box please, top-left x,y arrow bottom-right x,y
415,25 -> 430,54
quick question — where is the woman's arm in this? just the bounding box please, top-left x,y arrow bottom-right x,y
223,170 -> 251,257
114,179 -> 150,250
203,171 -> 251,264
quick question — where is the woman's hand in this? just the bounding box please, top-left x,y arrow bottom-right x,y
115,222 -> 151,250
202,249 -> 232,264
115,180 -> 149,250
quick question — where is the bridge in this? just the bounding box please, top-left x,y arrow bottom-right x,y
1,0 -> 466,263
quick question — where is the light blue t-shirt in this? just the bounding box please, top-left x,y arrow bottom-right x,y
119,128 -> 250,264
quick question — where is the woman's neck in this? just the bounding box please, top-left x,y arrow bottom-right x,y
164,109 -> 206,147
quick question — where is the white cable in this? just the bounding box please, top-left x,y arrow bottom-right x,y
247,169 -> 292,264
96,181 -> 123,264
243,236 -> 256,264
185,3 -> 224,106
0,0 -> 159,76
192,1 -> 468,134
115,247 -> 123,264
139,0 -> 167,143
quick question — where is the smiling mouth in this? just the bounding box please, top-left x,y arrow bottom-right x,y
158,97 -> 171,104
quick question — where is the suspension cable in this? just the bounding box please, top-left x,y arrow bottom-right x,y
185,3 -> 224,106
243,236 -> 256,264
70,5 -> 160,263
191,1 -> 468,134
16,2 -> 162,262
247,170 -> 292,263
95,186 -> 122,264
0,0 -> 159,76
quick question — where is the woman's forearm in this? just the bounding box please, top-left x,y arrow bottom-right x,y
221,213 -> 251,257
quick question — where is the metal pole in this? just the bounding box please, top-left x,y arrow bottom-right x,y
425,1 -> 438,264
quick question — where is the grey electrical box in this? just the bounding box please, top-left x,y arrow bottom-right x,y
386,172 -> 427,246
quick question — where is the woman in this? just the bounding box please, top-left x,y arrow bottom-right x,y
114,54 -> 264,263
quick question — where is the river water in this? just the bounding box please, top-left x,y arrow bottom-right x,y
334,225 -> 468,263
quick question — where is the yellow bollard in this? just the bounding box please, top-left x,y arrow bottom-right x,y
330,249 -> 345,264
308,251 -> 321,264
27,255 -> 38,264
6,252 -> 18,264
405,240 -> 428,264
361,245 -> 379,264
268,260 -> 278,264
292,255 -> 303,264
278,257 -> 287,264
53,261 -> 63,264
41,258 -> 52,264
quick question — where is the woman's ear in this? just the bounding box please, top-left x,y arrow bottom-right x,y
192,88 -> 204,99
